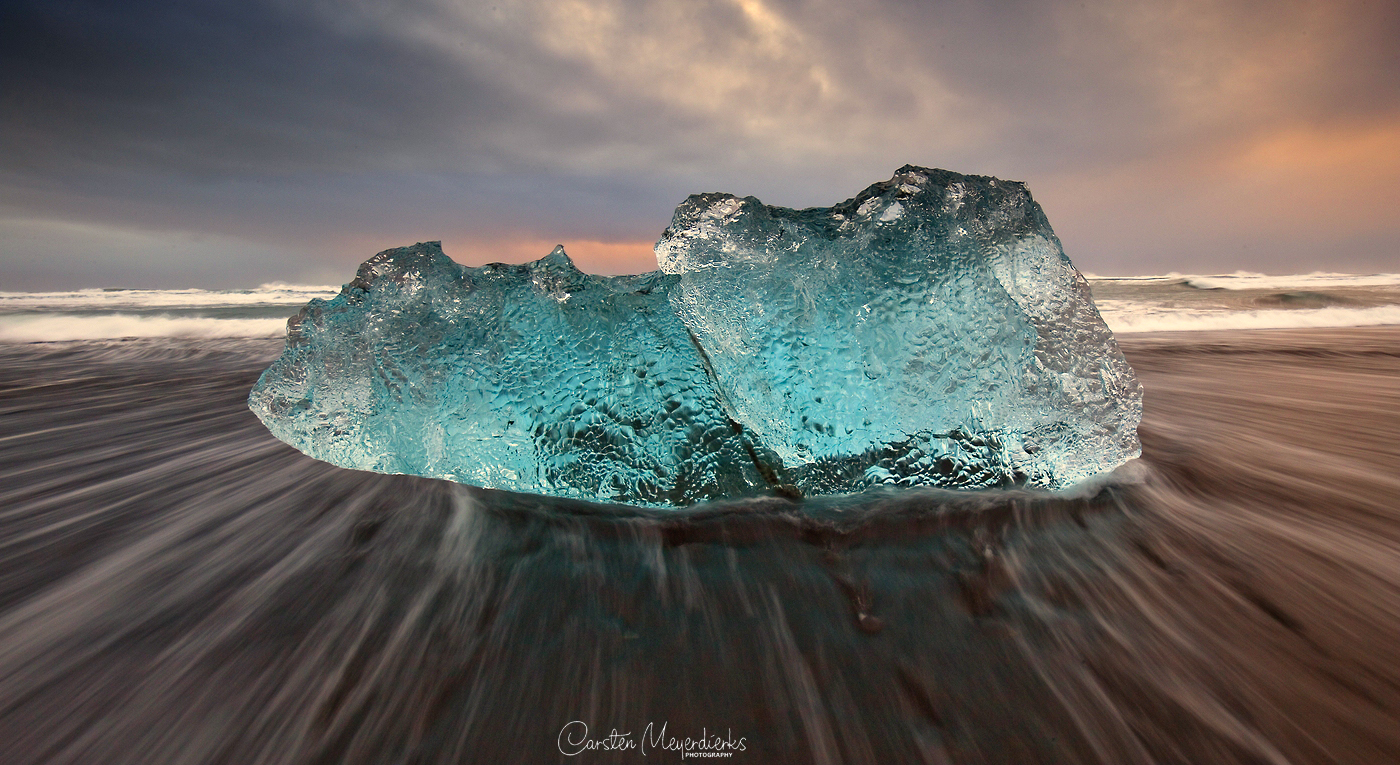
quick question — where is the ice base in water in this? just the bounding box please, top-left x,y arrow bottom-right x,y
250,166 -> 1142,507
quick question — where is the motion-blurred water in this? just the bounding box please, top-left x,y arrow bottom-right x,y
0,328 -> 1397,763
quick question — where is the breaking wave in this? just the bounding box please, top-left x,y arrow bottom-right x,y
0,314 -> 287,342
3,272 -> 1397,342
0,285 -> 338,310
1100,303 -> 1400,334
1083,270 -> 1400,290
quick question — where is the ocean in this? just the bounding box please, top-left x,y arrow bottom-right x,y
3,271 -> 1400,343
0,273 -> 1397,764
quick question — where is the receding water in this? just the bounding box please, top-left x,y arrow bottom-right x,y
0,329 -> 1398,764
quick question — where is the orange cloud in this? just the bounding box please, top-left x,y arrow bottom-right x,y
1029,113 -> 1400,272
1225,119 -> 1400,226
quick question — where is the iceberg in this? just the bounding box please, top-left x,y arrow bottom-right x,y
249,166 -> 1141,506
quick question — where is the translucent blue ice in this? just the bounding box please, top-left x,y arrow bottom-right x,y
250,166 -> 1142,506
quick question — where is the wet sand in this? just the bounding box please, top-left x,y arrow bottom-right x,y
0,327 -> 1397,764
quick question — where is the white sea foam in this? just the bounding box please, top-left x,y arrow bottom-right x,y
0,314 -> 288,342
1085,271 -> 1400,291
7,304 -> 1388,342
256,282 -> 343,292
0,285 -> 340,310
1099,304 -> 1400,334
2,273 -> 1397,342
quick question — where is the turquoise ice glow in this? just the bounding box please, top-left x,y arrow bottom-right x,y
249,166 -> 1141,506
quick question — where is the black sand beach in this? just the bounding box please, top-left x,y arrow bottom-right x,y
1,327 -> 1397,764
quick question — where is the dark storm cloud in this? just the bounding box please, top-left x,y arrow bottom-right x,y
1,0 -> 1397,287
1,0 -> 510,175
0,0 -> 761,281
1,0 -> 794,178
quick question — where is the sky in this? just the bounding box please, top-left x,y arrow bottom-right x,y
1,0 -> 1397,289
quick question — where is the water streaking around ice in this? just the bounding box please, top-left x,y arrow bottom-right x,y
2,331 -> 1399,764
250,167 -> 1142,505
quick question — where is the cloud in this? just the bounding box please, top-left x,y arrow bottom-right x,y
1037,116 -> 1400,273
0,216 -> 323,290
1,0 -> 1396,287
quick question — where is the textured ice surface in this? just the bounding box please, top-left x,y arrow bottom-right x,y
250,246 -> 775,506
250,166 -> 1141,506
658,167 -> 1142,494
